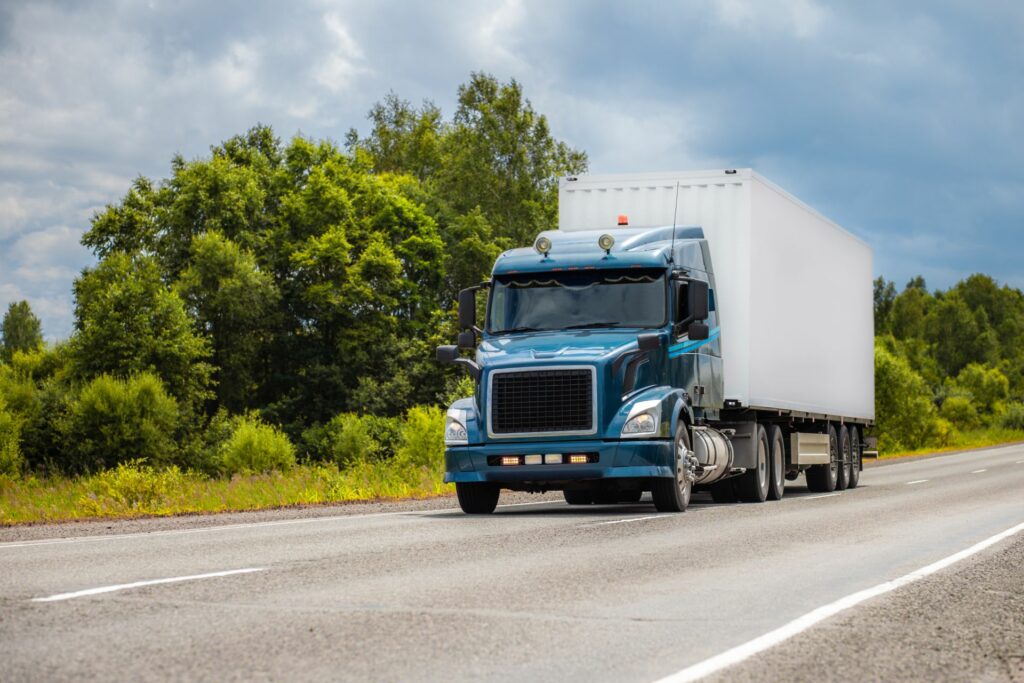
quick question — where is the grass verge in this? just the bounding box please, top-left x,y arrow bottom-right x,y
0,461 -> 451,526
880,427 -> 1024,460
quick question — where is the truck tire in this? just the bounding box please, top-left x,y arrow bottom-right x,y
805,425 -> 838,492
709,479 -> 737,503
848,426 -> 862,489
836,425 -> 852,491
767,425 -> 786,501
618,489 -> 644,503
652,423 -> 694,512
563,489 -> 593,505
735,424 -> 770,502
456,483 -> 500,514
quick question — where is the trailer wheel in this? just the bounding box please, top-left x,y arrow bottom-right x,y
652,423 -> 694,512
836,426 -> 852,491
848,426 -> 862,489
767,425 -> 786,500
805,424 -> 838,492
735,425 -> 770,503
456,483 -> 500,514
563,489 -> 593,505
709,479 -> 737,503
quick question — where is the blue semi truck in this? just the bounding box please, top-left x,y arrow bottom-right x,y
437,170 -> 874,514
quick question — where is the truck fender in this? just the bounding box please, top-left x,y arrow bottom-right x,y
669,393 -> 695,437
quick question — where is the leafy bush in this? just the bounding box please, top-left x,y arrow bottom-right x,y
79,460 -> 190,515
999,403 -> 1024,431
302,413 -> 401,466
874,342 -> 936,452
219,415 -> 296,475
927,417 -> 957,448
940,395 -> 980,430
396,405 -> 445,470
949,363 -> 1009,415
59,373 -> 179,474
0,398 -> 24,476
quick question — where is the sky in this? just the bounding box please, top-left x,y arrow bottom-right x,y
1,0 -> 1022,340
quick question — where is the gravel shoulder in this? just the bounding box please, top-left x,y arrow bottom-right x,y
707,535 -> 1024,683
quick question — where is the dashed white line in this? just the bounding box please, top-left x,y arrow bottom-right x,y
651,520 -> 1024,683
906,479 -> 929,485
803,493 -> 841,500
31,567 -> 266,603
587,515 -> 668,527
970,469 -> 988,474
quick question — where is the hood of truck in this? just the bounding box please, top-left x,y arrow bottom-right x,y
478,329 -> 645,366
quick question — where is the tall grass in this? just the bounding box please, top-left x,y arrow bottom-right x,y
0,459 -> 450,526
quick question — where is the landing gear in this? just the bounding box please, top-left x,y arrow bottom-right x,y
652,424 -> 695,512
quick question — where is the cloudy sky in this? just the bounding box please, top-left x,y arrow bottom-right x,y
1,0 -> 1022,339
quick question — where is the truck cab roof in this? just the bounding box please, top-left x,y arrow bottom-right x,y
492,226 -> 708,276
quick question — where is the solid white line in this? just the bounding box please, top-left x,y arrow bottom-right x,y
0,499 -> 566,550
1017,460 -> 1024,464
803,493 -> 841,500
587,515 -> 668,527
970,469 -> 987,474
906,479 -> 929,485
651,520 -> 1024,683
31,567 -> 266,603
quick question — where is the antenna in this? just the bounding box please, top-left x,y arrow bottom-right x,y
668,181 -> 681,264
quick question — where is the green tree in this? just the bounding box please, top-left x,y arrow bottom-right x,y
873,277 -> 896,334
348,93 -> 444,181
924,294 -> 998,377
949,363 -> 1009,415
1,301 -> 43,363
874,341 -> 936,452
889,283 -> 931,340
176,231 -> 279,411
69,253 -> 213,413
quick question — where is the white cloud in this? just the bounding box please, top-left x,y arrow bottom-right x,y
314,12 -> 368,93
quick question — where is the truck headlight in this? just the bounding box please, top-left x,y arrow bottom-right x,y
445,407 -> 470,445
620,399 -> 662,438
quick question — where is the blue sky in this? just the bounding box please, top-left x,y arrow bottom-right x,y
1,0 -> 1022,339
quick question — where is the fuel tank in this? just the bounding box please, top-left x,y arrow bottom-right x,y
691,425 -> 734,485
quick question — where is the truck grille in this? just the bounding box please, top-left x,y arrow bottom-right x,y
490,368 -> 594,435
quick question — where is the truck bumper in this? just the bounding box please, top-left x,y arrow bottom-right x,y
444,439 -> 673,485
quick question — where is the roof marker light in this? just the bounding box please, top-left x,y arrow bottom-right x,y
618,215 -> 629,226
534,235 -> 552,257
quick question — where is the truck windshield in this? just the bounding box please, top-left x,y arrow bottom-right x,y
487,269 -> 666,334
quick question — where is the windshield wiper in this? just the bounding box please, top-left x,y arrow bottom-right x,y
564,321 -> 622,330
491,326 -> 545,335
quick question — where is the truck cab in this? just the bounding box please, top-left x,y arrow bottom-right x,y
438,228 -> 729,513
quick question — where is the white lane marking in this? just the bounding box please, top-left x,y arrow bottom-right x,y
652,520 -> 1024,683
587,515 -> 668,527
1017,460 -> 1024,464
906,479 -> 929,485
971,469 -> 987,474
0,499 -> 566,550
803,493 -> 841,500
31,567 -> 266,603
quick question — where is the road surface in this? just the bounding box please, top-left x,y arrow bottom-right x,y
1,444 -> 1023,682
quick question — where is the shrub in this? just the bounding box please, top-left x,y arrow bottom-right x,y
1000,403 -> 1024,431
874,342 -> 936,452
940,395 -> 979,430
303,413 -> 401,466
0,398 -> 23,476
927,417 -> 957,448
79,460 -> 190,515
59,373 -> 179,474
949,363 -> 1009,415
219,415 -> 296,475
396,405 -> 445,470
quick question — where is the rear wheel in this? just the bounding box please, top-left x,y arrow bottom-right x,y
805,425 -> 838,492
563,489 -> 593,505
767,425 -> 786,501
456,483 -> 500,514
652,423 -> 694,512
836,426 -> 852,491
709,478 -> 737,503
848,426 -> 862,489
735,425 -> 770,503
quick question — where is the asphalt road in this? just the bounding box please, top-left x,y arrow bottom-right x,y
1,444 -> 1023,682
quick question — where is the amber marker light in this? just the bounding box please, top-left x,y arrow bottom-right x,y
501,456 -> 521,466
568,454 -> 588,465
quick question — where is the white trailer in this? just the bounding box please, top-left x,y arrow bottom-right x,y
559,169 -> 874,422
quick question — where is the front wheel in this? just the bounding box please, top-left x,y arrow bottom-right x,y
456,483 -> 500,514
563,489 -> 593,505
652,424 -> 694,512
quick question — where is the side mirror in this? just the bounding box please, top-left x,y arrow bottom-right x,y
688,322 -> 709,341
637,333 -> 661,352
436,345 -> 459,364
457,330 -> 476,349
458,288 -> 476,330
688,280 -> 709,321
